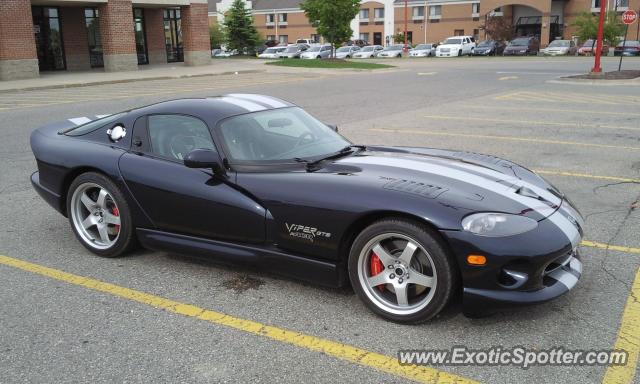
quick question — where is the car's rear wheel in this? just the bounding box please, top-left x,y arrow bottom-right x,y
348,219 -> 457,323
67,172 -> 135,257
458,49 -> 462,56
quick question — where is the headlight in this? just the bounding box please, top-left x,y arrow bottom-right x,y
461,213 -> 538,237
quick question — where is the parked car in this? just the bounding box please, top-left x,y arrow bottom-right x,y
377,44 -> 406,58
279,44 -> 309,59
577,39 -> 609,56
472,40 -> 505,56
335,46 -> 360,59
211,48 -> 222,57
295,39 -> 315,45
540,39 -> 577,56
258,46 -> 286,59
503,37 -> 539,56
264,40 -> 279,47
301,44 -> 333,59
31,94 -> 584,322
614,40 -> 640,56
213,49 -> 237,58
352,45 -> 383,58
409,43 -> 436,57
348,39 -> 368,48
435,36 -> 476,57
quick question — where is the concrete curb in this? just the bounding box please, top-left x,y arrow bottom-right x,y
0,69 -> 266,94
547,76 -> 640,86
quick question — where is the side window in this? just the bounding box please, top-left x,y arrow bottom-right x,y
147,114 -> 216,161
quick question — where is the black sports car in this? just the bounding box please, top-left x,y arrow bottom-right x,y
30,94 -> 584,323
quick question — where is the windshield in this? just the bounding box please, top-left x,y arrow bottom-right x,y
444,38 -> 462,45
509,38 -> 529,46
296,40 -> 307,44
284,46 -> 298,53
620,41 -> 640,47
308,46 -> 321,52
477,41 -> 493,47
337,47 -> 351,52
361,46 -> 375,52
384,45 -> 403,51
415,44 -> 432,49
264,48 -> 277,53
582,40 -> 594,47
219,107 -> 350,163
549,40 -> 569,47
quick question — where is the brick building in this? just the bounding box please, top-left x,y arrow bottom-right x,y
0,0 -> 211,81
209,0 -> 639,49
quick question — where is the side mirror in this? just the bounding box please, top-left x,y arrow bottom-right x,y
326,124 -> 338,132
184,149 -> 226,176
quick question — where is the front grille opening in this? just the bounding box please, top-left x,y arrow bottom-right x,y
544,252 -> 572,276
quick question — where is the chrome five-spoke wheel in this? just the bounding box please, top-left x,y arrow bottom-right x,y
349,219 -> 456,323
70,182 -> 121,250
358,233 -> 437,315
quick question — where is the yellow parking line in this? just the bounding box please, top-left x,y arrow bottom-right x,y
418,72 -> 437,76
0,254 -> 477,384
601,267 -> 640,384
421,115 -> 640,132
463,105 -> 640,117
370,128 -> 640,151
580,241 -> 640,255
533,170 -> 640,183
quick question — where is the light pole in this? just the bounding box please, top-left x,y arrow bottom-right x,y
592,0 -> 606,72
404,0 -> 409,52
423,0 -> 427,43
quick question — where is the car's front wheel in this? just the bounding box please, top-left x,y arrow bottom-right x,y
67,172 -> 135,257
348,219 -> 457,323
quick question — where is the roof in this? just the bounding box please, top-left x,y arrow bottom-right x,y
131,94 -> 296,126
252,0 -> 303,10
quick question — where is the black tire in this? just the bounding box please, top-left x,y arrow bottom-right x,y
348,218 -> 458,324
66,172 -> 136,258
458,49 -> 462,56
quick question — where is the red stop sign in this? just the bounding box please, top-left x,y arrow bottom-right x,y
622,10 -> 637,25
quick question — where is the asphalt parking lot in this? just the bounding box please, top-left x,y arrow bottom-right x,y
1,56 -> 639,383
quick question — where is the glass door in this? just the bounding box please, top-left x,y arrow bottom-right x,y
133,8 -> 149,65
163,9 -> 183,62
32,6 -> 66,71
85,8 -> 103,68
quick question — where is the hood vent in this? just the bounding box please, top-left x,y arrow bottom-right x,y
382,178 -> 448,199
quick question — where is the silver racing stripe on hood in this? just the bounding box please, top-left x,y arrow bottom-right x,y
345,155 -> 557,217
346,155 -> 582,246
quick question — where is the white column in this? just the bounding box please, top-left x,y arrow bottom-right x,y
383,0 -> 395,45
351,14 -> 360,40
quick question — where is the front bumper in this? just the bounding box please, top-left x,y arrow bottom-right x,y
442,200 -> 584,316
503,50 -> 528,56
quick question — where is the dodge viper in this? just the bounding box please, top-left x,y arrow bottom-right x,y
30,94 -> 584,323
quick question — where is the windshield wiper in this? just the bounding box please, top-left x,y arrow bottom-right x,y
295,145 -> 366,171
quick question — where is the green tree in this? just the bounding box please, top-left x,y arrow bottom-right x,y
223,0 -> 260,54
571,12 -> 625,48
392,33 -> 406,44
209,23 -> 224,49
301,0 -> 360,57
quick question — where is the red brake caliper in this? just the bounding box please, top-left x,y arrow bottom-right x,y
112,206 -> 120,232
370,252 -> 385,292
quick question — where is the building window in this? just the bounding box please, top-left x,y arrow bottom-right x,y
133,8 -> 148,65
164,8 -> 183,63
84,8 -> 102,68
472,3 -> 480,15
278,35 -> 288,44
266,35 -> 276,42
454,29 -> 464,36
359,9 -> 369,20
490,7 -> 503,16
278,13 -> 287,23
310,34 -> 320,43
616,0 -> 628,8
374,8 -> 384,20
266,14 -> 275,24
429,5 -> 441,18
473,28 -> 479,39
412,6 -> 424,19
359,33 -> 369,43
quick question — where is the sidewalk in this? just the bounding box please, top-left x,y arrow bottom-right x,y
0,59 -> 269,93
